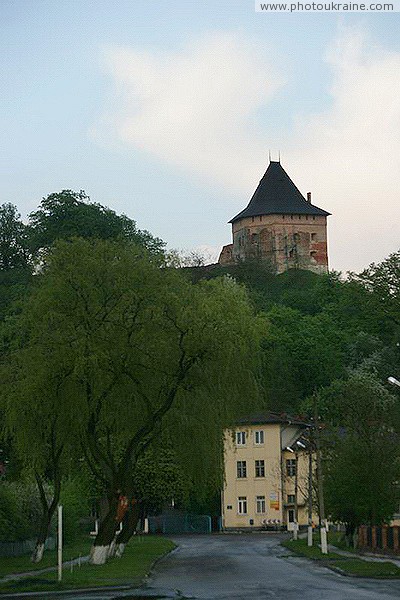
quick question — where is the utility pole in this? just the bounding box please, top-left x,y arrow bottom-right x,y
307,440 -> 313,547
293,449 -> 299,541
57,505 -> 63,582
314,397 -> 328,554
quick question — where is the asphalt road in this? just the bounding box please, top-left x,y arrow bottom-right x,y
145,533 -> 400,600
11,533 -> 400,600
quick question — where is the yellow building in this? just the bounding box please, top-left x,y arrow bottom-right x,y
222,413 -> 317,530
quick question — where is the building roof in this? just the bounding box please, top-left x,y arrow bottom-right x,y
235,412 -> 312,428
229,161 -> 331,223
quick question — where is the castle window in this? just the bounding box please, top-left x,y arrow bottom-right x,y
305,215 -> 308,221
282,215 -> 285,220
259,216 -> 262,222
312,216 -> 315,221
298,215 -> 301,220
311,233 -> 316,241
290,215 -> 293,220
310,251 -> 317,257
252,216 -> 255,223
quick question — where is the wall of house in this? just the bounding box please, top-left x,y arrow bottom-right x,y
222,423 -> 318,530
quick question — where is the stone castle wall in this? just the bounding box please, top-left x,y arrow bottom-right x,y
219,213 -> 328,274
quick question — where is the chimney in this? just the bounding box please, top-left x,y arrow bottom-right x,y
307,192 -> 312,203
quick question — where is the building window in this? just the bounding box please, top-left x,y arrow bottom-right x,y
254,430 -> 264,445
310,251 -> 317,257
238,496 -> 247,514
282,215 -> 285,219
252,216 -> 255,223
255,460 -> 265,478
236,431 -> 246,446
290,215 -> 293,220
287,494 -> 295,504
259,216 -> 262,222
298,215 -> 301,220
311,233 -> 316,240
288,508 -> 295,523
237,461 -> 247,478
286,458 -> 297,477
256,496 -> 266,514
227,505 -> 233,510
306,215 -> 308,220
312,216 -> 315,220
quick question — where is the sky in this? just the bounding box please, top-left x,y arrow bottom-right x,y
1,1 -> 400,273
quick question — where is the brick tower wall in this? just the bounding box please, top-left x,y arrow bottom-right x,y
229,214 -> 328,274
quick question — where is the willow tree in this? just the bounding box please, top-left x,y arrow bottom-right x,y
1,325 -> 77,562
12,238 -> 264,564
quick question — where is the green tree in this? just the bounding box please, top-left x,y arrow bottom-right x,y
133,447 -> 189,515
261,305 -> 347,412
0,203 -> 29,271
349,250 -> 400,341
27,190 -> 164,256
0,203 -> 32,320
2,330 -> 78,561
321,372 -> 400,544
9,238 -> 264,564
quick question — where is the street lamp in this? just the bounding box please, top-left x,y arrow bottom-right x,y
388,376 -> 400,388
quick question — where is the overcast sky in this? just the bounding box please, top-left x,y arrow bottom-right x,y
1,1 -> 400,272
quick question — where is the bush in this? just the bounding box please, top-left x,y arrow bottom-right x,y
0,482 -> 32,542
59,475 -> 92,543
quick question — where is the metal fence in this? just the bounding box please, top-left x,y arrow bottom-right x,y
148,513 -> 212,535
0,536 -> 56,558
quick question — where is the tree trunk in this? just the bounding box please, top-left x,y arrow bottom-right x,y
90,492 -> 120,565
345,522 -> 356,548
31,473 -> 61,563
114,499 -> 142,558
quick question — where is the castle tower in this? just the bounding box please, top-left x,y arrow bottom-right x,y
218,161 -> 330,274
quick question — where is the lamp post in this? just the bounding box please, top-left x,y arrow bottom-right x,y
388,377 -> 400,388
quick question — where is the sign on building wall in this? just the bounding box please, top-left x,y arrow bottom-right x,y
269,492 -> 279,511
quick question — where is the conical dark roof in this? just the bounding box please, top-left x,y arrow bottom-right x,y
230,161 -> 330,223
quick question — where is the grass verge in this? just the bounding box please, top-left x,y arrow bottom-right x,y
0,535 -> 175,595
0,535 -> 92,578
282,537 -> 400,578
331,559 -> 400,578
281,538 -> 342,560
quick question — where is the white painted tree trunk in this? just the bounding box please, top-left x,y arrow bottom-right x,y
31,542 -> 45,563
89,545 -> 109,565
115,542 -> 126,558
107,538 -> 117,559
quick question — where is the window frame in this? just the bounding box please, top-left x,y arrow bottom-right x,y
254,430 -> 264,445
255,459 -> 265,478
236,431 -> 246,446
286,458 -> 297,477
256,495 -> 266,514
237,496 -> 247,515
237,460 -> 247,479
